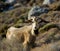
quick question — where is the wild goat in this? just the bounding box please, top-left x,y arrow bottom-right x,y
6,17 -> 37,47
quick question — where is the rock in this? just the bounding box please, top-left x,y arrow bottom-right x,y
40,11 -> 60,23
13,3 -> 21,8
5,0 -> 16,4
0,0 -> 16,12
43,0 -> 55,5
28,5 -> 49,20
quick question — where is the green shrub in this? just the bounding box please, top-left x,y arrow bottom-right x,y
39,23 -> 57,33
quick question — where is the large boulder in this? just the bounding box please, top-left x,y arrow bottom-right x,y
43,0 -> 55,5
5,0 -> 16,4
28,5 -> 49,20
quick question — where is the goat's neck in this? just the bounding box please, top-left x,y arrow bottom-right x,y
31,21 -> 36,35
32,21 -> 36,29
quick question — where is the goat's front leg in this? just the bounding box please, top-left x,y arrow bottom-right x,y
23,32 -> 30,47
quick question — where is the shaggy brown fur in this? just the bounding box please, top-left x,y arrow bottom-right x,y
6,17 -> 36,48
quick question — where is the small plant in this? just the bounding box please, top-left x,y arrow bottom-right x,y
39,23 -> 56,33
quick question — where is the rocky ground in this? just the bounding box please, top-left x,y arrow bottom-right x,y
0,0 -> 60,51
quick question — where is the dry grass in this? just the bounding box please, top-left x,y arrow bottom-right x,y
0,7 -> 29,36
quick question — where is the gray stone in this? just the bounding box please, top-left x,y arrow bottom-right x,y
5,0 -> 16,4
28,5 -> 49,20
43,0 -> 55,5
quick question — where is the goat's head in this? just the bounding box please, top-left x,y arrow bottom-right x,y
30,16 -> 36,22
30,16 -> 39,35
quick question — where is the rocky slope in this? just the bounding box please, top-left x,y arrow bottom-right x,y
0,0 -> 60,51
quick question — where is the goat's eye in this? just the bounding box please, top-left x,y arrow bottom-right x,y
31,19 -> 33,20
